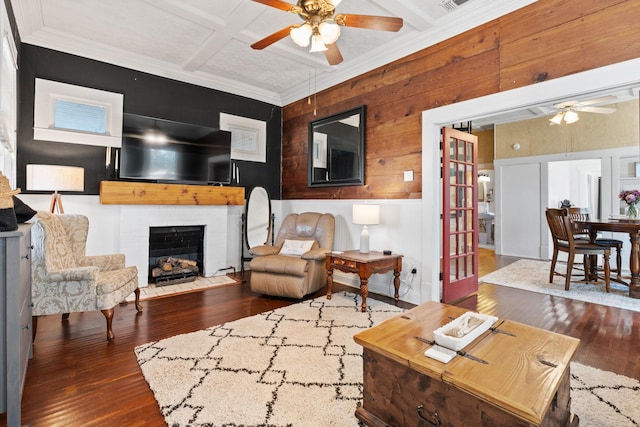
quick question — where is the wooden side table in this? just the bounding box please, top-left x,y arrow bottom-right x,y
326,250 -> 403,312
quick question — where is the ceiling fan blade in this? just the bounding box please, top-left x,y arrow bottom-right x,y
578,95 -> 617,106
251,26 -> 294,50
335,14 -> 404,32
554,100 -> 578,109
251,0 -> 295,12
324,42 -> 343,66
580,106 -> 617,114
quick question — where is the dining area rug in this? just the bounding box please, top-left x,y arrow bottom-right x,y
135,292 -> 639,426
481,259 -> 640,312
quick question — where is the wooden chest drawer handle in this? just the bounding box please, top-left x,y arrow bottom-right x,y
417,405 -> 440,426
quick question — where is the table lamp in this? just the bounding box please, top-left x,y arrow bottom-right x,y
26,164 -> 84,213
352,203 -> 380,254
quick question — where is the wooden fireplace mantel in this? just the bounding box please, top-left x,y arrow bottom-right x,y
99,181 -> 245,206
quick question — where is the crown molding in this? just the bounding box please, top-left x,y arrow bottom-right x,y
22,28 -> 284,105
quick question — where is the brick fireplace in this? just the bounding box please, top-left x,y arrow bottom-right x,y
116,205 -> 234,286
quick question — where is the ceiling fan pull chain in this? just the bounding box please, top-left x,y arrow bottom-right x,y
308,70 -> 312,105
313,68 -> 318,116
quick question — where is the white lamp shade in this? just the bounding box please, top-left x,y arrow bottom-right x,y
563,110 -> 579,124
353,204 -> 380,225
290,24 -> 312,47
319,21 -> 340,45
549,112 -> 564,125
26,164 -> 85,192
309,34 -> 327,52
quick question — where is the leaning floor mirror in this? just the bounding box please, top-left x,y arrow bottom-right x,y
241,186 -> 273,275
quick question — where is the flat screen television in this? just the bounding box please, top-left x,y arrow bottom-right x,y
119,113 -> 232,184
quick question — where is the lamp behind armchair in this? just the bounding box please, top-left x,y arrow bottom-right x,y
26,164 -> 84,213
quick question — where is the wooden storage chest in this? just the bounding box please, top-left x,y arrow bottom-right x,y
354,302 -> 580,427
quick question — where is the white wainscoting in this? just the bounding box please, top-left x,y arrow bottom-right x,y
274,199 -> 424,305
20,195 -> 238,287
20,195 -> 425,302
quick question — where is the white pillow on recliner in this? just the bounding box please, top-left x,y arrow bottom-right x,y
279,239 -> 315,257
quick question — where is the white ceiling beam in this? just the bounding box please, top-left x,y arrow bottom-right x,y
182,1 -> 275,71
370,0 -> 437,31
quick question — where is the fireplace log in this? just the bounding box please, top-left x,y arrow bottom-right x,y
151,265 -> 200,278
157,257 -> 197,272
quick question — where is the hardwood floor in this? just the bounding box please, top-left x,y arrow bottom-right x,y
3,250 -> 639,426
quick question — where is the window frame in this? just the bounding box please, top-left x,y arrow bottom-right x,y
33,78 -> 123,147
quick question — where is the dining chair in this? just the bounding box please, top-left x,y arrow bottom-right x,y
567,207 -> 623,277
546,208 -> 610,292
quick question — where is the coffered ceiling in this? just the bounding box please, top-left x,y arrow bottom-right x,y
11,0 -> 536,106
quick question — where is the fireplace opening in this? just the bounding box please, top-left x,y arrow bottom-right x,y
148,226 -> 204,286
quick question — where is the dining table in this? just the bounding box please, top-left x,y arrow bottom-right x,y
577,218 -> 640,299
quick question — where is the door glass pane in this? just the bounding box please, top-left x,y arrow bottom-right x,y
449,235 -> 457,255
466,188 -> 473,208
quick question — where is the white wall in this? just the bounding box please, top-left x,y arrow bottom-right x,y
274,199 -> 423,304
496,162 -> 541,259
548,159 -> 602,213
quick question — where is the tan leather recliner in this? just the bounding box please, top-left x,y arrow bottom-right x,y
249,212 -> 335,299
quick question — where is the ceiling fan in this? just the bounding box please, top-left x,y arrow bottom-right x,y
250,0 -> 404,66
549,95 -> 617,125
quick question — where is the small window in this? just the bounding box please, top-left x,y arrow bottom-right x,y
33,78 -> 123,147
54,99 -> 107,134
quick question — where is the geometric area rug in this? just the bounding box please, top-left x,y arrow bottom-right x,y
135,292 -> 640,426
480,259 -> 640,313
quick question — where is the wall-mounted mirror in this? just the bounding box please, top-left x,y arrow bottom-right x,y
308,105 -> 366,187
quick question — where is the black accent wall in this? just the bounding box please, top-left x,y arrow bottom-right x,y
17,45 -> 282,198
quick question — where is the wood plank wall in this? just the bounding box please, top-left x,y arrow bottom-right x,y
282,0 -> 640,200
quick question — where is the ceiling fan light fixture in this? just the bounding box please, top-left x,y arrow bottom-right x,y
309,33 -> 327,52
549,112 -> 564,125
319,21 -> 340,45
290,23 -> 313,47
563,110 -> 579,124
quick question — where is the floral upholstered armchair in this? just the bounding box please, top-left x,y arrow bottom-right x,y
31,211 -> 142,340
249,212 -> 335,299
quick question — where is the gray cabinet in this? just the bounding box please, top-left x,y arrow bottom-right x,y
1,223 -> 33,426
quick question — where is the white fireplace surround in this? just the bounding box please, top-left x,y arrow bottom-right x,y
118,205 -> 230,286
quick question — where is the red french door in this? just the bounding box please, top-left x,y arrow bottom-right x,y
441,127 -> 479,303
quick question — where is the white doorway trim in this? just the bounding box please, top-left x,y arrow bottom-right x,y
420,57 -> 640,303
